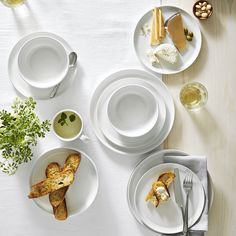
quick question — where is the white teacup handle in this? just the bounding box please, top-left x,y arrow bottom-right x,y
79,133 -> 89,143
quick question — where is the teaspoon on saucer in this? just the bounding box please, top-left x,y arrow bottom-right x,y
50,51 -> 77,98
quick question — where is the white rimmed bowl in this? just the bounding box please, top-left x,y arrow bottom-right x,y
29,147 -> 99,218
107,84 -> 158,138
18,36 -> 69,89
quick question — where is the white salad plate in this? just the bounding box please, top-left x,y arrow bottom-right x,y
30,147 -> 99,217
127,149 -> 214,233
134,6 -> 202,74
134,163 -> 205,234
18,36 -> 69,89
8,32 -> 77,99
102,81 -> 166,149
107,84 -> 158,138
90,69 -> 174,155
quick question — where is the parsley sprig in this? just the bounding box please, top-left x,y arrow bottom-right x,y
0,97 -> 50,175
58,112 -> 76,126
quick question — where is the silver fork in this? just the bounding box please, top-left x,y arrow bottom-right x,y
183,172 -> 193,236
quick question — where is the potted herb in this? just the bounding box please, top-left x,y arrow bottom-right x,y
0,97 -> 50,175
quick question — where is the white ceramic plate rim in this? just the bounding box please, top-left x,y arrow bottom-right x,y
29,146 -> 99,218
127,149 -> 214,233
133,5 -> 202,75
90,69 -> 175,155
134,163 -> 205,234
8,32 -> 77,99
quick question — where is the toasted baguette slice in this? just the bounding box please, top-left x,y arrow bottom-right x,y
28,169 -> 74,198
63,153 -> 81,172
45,162 -> 60,177
145,189 -> 159,207
53,199 -> 68,220
49,186 -> 69,208
46,162 -> 68,220
47,153 -> 81,207
158,172 -> 175,188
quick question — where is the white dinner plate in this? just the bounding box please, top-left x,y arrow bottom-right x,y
29,147 -> 99,217
8,32 -> 77,99
101,81 -> 166,149
134,163 -> 205,234
90,69 -> 175,155
134,6 -> 202,74
127,149 -> 214,233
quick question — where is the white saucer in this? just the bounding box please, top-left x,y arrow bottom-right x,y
90,69 -> 174,155
8,32 -> 77,99
127,149 -> 214,232
134,6 -> 202,74
134,163 -> 205,234
101,80 -> 166,149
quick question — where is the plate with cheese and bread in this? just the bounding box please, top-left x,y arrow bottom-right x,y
133,163 -> 205,234
134,6 -> 202,74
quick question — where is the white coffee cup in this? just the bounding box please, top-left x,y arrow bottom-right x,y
52,109 -> 89,142
18,36 -> 69,89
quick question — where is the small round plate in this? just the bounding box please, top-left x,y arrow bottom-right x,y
134,163 -> 205,234
8,32 -> 77,99
134,6 -> 202,74
30,147 -> 99,217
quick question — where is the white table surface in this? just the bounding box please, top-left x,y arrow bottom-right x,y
0,0 -> 235,235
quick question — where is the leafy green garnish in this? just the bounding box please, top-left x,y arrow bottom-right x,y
58,112 -> 76,126
0,97 -> 50,175
69,114 -> 76,122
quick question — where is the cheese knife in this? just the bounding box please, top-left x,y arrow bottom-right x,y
173,168 -> 187,236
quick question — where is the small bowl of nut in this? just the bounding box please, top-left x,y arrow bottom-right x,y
193,1 -> 213,20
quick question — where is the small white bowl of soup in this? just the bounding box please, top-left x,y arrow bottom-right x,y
52,109 -> 88,142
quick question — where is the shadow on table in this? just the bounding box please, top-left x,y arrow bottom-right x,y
10,1 -> 41,36
189,107 -> 225,147
207,183 -> 228,236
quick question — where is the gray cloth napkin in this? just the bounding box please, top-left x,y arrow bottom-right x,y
161,155 -> 208,236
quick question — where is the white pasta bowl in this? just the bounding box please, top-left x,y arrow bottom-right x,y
18,36 -> 69,88
107,84 -> 158,138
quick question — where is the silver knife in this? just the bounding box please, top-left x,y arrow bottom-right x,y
173,168 -> 187,236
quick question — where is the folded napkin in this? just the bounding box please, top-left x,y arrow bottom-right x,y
161,155 -> 208,236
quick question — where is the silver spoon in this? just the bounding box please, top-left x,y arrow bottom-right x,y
50,51 -> 77,98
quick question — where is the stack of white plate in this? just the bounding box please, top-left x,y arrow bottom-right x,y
90,69 -> 175,155
127,149 -> 214,234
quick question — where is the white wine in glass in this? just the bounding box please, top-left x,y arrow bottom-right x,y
180,82 -> 208,111
1,0 -> 25,7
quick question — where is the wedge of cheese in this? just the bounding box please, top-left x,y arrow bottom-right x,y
167,13 -> 186,50
150,7 -> 166,45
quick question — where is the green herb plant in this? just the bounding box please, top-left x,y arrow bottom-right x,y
58,112 -> 76,126
0,97 -> 50,175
